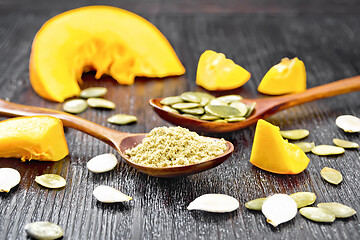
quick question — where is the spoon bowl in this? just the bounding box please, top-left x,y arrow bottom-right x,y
0,99 -> 234,178
150,76 -> 360,133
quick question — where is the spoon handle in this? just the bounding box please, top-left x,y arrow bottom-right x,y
0,99 -> 127,150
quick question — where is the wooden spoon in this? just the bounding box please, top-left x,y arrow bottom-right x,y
0,99 -> 234,178
150,76 -> 360,133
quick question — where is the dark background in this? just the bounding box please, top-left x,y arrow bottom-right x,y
0,0 -> 359,239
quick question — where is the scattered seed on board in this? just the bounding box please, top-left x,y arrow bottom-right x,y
245,198 -> 266,210
299,207 -> 335,223
290,192 -> 316,208
294,142 -> 315,153
160,96 -> 183,105
107,114 -> 137,125
317,202 -> 357,218
311,145 -> 345,155
0,168 -> 21,192
63,99 -> 88,114
25,221 -> 64,240
35,174 -> 66,189
335,115 -> 360,133
87,153 -> 118,173
80,87 -> 107,98
93,185 -> 132,203
261,194 -> 298,227
187,194 -> 239,213
280,129 -> 310,140
333,138 -> 359,148
320,167 -> 343,185
87,98 -> 116,109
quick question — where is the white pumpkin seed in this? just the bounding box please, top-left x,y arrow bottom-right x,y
80,87 -> 107,98
317,202 -> 356,218
311,145 -> 345,155
160,96 -> 183,105
63,99 -> 88,114
245,198 -> 266,210
261,194 -> 298,227
335,115 -> 360,133
25,221 -> 63,240
320,167 -> 343,185
0,168 -> 21,192
87,153 -> 118,173
229,101 -> 248,116
93,185 -> 132,203
215,95 -> 243,103
280,129 -> 309,140
208,99 -> 228,106
290,192 -> 316,208
181,107 -> 205,115
162,105 -> 180,114
187,194 -> 239,213
171,102 -> 200,109
87,98 -> 116,109
294,142 -> 315,153
299,207 -> 335,222
244,102 -> 256,118
107,114 -> 137,125
180,92 -> 201,103
205,105 -> 241,118
333,138 -> 359,148
35,174 -> 66,189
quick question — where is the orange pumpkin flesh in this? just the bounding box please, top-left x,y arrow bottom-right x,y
30,6 -> 185,102
0,116 -> 69,161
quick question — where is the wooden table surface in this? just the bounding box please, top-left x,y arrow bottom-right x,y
0,0 -> 359,239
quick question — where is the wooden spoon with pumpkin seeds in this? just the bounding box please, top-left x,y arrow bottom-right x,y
150,76 -> 360,132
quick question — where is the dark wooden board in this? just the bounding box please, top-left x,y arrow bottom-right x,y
0,1 -> 359,239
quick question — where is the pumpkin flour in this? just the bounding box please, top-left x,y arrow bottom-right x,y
125,126 -> 227,167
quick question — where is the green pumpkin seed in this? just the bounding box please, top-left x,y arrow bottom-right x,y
245,198 -> 266,210
162,105 -> 180,114
280,129 -> 310,140
180,92 -> 201,103
200,114 -> 220,121
226,117 -> 246,123
290,192 -> 316,208
25,221 -> 63,240
194,92 -> 215,106
160,96 -> 183,105
0,168 -> 21,192
63,99 -> 88,114
317,202 -> 357,218
182,113 -> 200,119
215,95 -> 243,103
229,101 -> 248,116
208,99 -> 228,106
320,167 -> 343,185
213,119 -> 228,123
199,97 -> 210,106
107,114 -> 137,125
335,115 -> 360,133
294,142 -> 315,153
87,98 -> 116,109
333,138 -> 359,148
181,107 -> 205,115
299,207 -> 335,222
35,174 -> 66,189
311,145 -> 345,155
205,105 -> 241,118
244,102 -> 256,118
80,87 -> 107,98
171,102 -> 200,109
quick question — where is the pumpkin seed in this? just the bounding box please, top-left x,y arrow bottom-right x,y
320,167 -> 343,185
171,102 -> 200,109
181,107 -> 205,115
215,95 -> 243,103
244,102 -> 256,118
317,202 -> 357,218
333,138 -> 359,148
294,142 -> 315,153
299,207 -> 335,223
209,99 -> 228,106
205,105 -> 241,118
180,92 -> 201,103
245,197 -> 266,210
200,114 -> 220,121
107,114 -> 137,125
280,129 -> 309,140
93,185 -> 132,203
290,192 -> 316,208
87,153 -> 118,173
187,194 -> 239,213
80,87 -> 107,98
0,168 -> 21,192
226,117 -> 246,122
35,174 -> 66,189
213,119 -> 228,123
199,97 -> 210,106
182,113 -> 200,119
311,145 -> 345,155
261,194 -> 298,227
87,98 -> 116,109
162,105 -> 180,114
63,99 -> 88,114
194,92 -> 215,106
25,221 -> 63,240
160,96 -> 183,105
229,101 -> 248,116
335,115 -> 360,133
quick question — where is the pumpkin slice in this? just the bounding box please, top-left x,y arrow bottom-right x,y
0,116 -> 69,161
249,120 -> 310,174
30,6 -> 185,102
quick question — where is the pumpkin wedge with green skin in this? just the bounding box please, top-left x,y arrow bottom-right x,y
30,6 -> 185,102
0,116 -> 68,161
250,120 -> 310,174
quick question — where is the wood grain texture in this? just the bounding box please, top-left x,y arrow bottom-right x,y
0,0 -> 359,239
